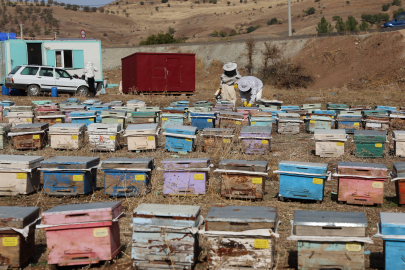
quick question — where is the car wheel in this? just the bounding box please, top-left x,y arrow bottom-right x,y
76,86 -> 89,97
27,84 -> 40,96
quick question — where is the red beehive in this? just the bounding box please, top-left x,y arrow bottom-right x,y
121,52 -> 195,93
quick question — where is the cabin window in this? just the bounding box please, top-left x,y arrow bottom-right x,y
55,50 -> 73,69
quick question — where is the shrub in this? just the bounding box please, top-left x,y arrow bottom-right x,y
72,5 -> 77,10
155,6 -> 158,11
240,0 -> 242,2
382,13 -> 390,20
247,24 -> 260,33
161,0 -> 168,3
382,4 -> 389,11
346,0 -> 350,4
116,1 -> 119,4
195,1 -> 199,3
314,0 -> 320,2
167,3 -> 170,6
91,7 -> 97,12
303,7 -> 315,15
316,17 -> 333,33
139,33 -> 183,45
212,30 -> 218,36
229,29 -> 237,35
168,27 -> 175,34
359,20 -> 369,30
227,1 -> 230,5
103,33 -> 108,36
209,0 -> 217,4
83,5 -> 90,12
219,30 -> 227,37
345,15 -> 358,31
140,1 -> 144,4
393,0 -> 401,6
332,15 -> 340,20
267,17 -> 277,25
393,7 -> 404,18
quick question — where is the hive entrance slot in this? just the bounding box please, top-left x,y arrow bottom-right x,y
72,257 -> 89,260
66,213 -> 89,218
155,215 -> 173,219
230,222 -> 248,226
321,227 -> 342,230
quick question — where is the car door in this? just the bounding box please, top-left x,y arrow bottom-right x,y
37,67 -> 55,91
55,69 -> 77,92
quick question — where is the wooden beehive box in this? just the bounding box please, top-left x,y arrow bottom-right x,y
392,162 -> 405,206
337,161 -> 387,206
201,128 -> 234,152
41,201 -> 122,268
41,156 -> 99,196
305,114 -> 334,133
163,125 -> 197,153
336,115 -> 362,133
88,123 -> 122,152
7,112 -> 34,127
390,112 -> 405,129
294,210 -> 367,270
354,130 -> 386,158
205,205 -> 278,270
10,123 -> 48,150
101,157 -> 153,196
62,105 -> 87,123
239,126 -> 272,154
49,123 -> 86,150
380,212 -> 405,270
218,111 -> 244,128
216,159 -> 268,201
100,110 -> 126,129
36,110 -> 65,126
126,99 -> 146,108
393,130 -> 405,157
161,112 -> 184,130
0,155 -> 43,196
277,161 -> 328,202
302,103 -> 321,113
132,204 -> 201,270
0,123 -> 11,149
162,158 -> 210,196
125,123 -> 159,151
314,129 -> 346,157
0,206 -> 40,268
249,110 -> 273,127
276,113 -> 301,134
237,107 -> 259,123
364,115 -> 390,131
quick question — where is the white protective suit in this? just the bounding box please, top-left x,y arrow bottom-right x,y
238,76 -> 263,105
218,62 -> 241,106
83,61 -> 98,78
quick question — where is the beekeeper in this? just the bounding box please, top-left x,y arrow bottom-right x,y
237,76 -> 263,107
83,61 -> 98,96
214,62 -> 241,105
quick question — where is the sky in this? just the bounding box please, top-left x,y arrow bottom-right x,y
59,0 -> 113,6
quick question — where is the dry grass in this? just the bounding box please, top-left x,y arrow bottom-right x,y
2,66 -> 405,269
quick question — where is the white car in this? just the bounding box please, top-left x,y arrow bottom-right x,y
5,65 -> 89,96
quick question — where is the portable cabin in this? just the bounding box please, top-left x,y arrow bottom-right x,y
121,52 -> 195,93
0,38 -> 103,86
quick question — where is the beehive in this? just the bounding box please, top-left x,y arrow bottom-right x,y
239,126 -> 272,154
102,158 -> 153,196
41,156 -> 99,196
216,159 -> 268,201
100,110 -> 126,129
163,125 -> 197,153
0,123 -> 11,149
249,110 -> 273,127
314,129 -> 346,157
125,123 -> 159,151
7,112 -> 34,127
293,210 -> 367,270
379,212 -> 405,270
393,130 -> 405,157
10,123 -> 48,150
162,158 -> 210,196
0,206 -> 40,267
353,130 -> 386,158
305,114 -> 334,133
392,162 -> 405,206
161,113 -> 184,130
205,205 -> 278,270
41,201 -> 122,267
49,123 -> 86,150
336,161 -> 387,206
62,105 -> 87,123
302,103 -> 321,113
190,112 -> 216,130
276,113 -> 301,134
336,114 -> 362,133
200,128 -> 234,152
0,155 -> 43,195
70,111 -> 97,127
88,123 -> 122,152
237,107 -> 259,123
132,204 -> 201,270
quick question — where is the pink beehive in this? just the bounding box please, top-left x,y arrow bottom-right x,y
41,201 -> 122,267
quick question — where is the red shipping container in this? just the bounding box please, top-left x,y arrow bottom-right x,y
121,52 -> 195,93
336,161 -> 387,206
41,201 -> 123,267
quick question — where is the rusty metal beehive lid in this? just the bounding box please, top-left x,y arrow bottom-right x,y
294,210 -> 367,227
11,123 -> 48,132
101,157 -> 153,170
0,206 -> 40,229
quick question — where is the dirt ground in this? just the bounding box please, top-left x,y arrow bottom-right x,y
0,61 -> 404,270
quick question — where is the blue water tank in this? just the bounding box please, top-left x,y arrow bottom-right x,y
1,85 -> 9,96
51,87 -> 58,97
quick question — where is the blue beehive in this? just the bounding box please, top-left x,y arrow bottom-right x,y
380,212 -> 405,270
164,125 -> 197,153
170,101 -> 189,107
375,105 -> 397,114
41,156 -> 100,196
70,111 -> 97,127
313,110 -> 336,116
190,112 -> 216,130
161,113 -> 184,130
102,158 -> 153,197
89,105 -> 112,123
281,105 -> 299,111
277,161 -> 328,202
82,99 -> 103,106
336,115 -> 362,133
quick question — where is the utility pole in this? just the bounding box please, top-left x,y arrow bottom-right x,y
54,32 -> 57,40
19,24 -> 23,39
288,0 -> 292,36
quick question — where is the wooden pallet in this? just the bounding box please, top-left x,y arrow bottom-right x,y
138,91 -> 196,96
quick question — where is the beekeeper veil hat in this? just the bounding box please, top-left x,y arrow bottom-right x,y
223,62 -> 237,71
238,76 -> 253,92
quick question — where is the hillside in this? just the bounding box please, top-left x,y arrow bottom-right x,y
0,0 -> 401,47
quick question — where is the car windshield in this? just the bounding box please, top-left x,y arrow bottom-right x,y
9,66 -> 21,75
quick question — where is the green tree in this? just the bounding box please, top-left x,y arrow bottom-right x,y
267,17 -> 277,25
139,32 -> 183,45
382,13 -> 390,20
316,17 -> 333,33
332,15 -> 340,21
303,6 -> 315,15
335,17 -> 346,31
382,4 -> 389,11
359,20 -> 369,30
345,15 -> 358,31
393,0 -> 401,6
